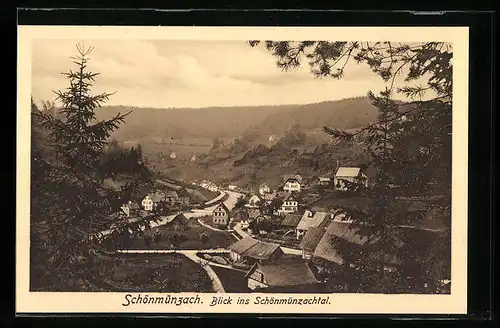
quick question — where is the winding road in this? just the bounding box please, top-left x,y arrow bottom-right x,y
96,189 -> 243,239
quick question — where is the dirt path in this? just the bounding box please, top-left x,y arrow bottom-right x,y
204,190 -> 227,205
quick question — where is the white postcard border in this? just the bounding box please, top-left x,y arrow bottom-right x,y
16,25 -> 469,314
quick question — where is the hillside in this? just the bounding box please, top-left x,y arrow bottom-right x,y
95,103 -> 302,141
48,96 -> 382,191
241,97 -> 378,144
156,131 -> 372,191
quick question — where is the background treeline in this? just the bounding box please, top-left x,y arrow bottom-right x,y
99,140 -> 150,179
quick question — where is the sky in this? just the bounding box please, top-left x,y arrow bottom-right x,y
31,39 -> 429,109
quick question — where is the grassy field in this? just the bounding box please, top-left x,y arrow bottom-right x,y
195,188 -> 219,202
121,219 -> 237,250
100,253 -> 213,292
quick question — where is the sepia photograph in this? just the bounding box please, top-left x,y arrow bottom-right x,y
17,26 -> 469,314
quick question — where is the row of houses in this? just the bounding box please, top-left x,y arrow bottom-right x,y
120,190 -> 190,217
280,167 -> 371,193
225,204 -> 449,291
249,166 -> 369,201
245,190 -> 299,217
310,167 -> 372,191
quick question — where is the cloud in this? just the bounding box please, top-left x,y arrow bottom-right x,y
31,39 -> 422,108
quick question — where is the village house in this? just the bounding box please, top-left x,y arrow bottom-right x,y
119,205 -> 129,217
167,213 -> 190,227
311,220 -> 404,274
141,195 -> 153,211
246,194 -> 262,208
300,226 -> 327,260
283,174 -> 303,192
228,184 -> 238,191
228,236 -> 284,265
295,210 -> 331,239
280,213 -> 303,230
190,154 -> 197,162
247,214 -> 273,235
164,190 -> 179,204
334,167 -> 369,191
212,202 -> 230,227
277,192 -> 299,216
206,182 -> 219,192
259,183 -> 271,195
253,214 -> 272,223
245,261 -> 320,291
318,177 -> 331,186
169,152 -> 177,160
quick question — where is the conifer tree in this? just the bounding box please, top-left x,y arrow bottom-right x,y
31,44 -> 161,291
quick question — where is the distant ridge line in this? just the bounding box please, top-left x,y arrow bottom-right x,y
99,96 -> 370,111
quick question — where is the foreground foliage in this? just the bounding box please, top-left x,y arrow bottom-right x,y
250,41 -> 452,293
31,44 -> 162,291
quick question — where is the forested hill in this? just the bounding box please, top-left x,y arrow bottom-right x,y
94,96 -> 378,142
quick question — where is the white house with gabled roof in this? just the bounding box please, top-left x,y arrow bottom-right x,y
334,167 -> 369,191
277,192 -> 299,216
283,174 -> 302,192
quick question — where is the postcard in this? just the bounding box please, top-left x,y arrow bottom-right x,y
17,25 -> 468,314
